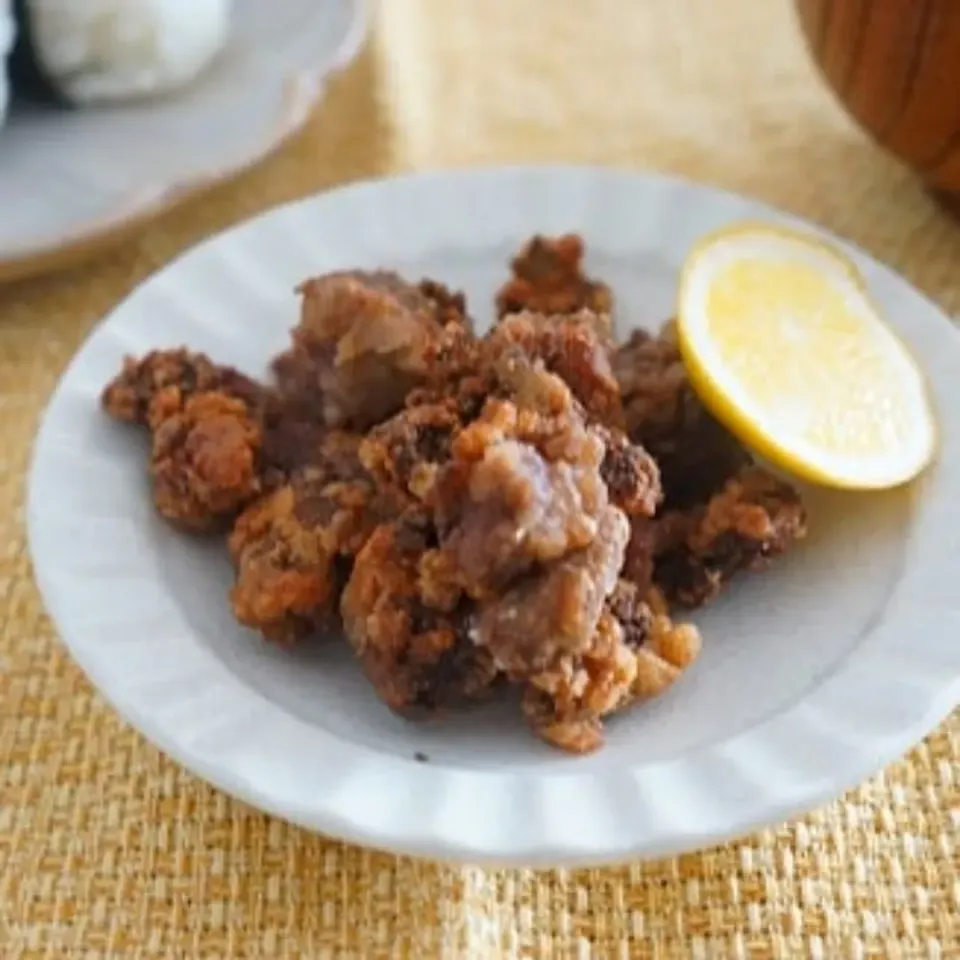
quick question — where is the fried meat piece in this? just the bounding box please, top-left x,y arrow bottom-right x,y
360,351 -> 659,691
149,391 -> 263,532
485,317 -> 663,514
613,324 -> 750,509
475,504 -> 630,676
654,466 -> 807,607
416,354 -> 657,592
614,322 -> 807,607
363,339 -> 659,518
357,333 -> 499,505
103,350 -> 276,530
431,390 -> 613,600
522,580 -> 701,753
626,466 -> 808,609
228,432 -> 390,645
101,346 -> 337,484
341,511 -> 499,712
496,234 -> 613,323
349,353 -> 656,715
487,310 -> 621,424
102,348 -> 264,426
272,271 -> 472,430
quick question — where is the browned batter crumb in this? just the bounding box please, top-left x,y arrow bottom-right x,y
229,432 -> 393,645
417,278 -> 468,328
496,234 -> 613,323
102,348 -> 265,426
625,465 -> 808,609
149,391 -> 263,532
359,398 -> 462,503
365,339 -> 659,519
522,579 -> 701,753
595,424 -> 662,518
341,511 -> 499,712
257,400 -> 354,482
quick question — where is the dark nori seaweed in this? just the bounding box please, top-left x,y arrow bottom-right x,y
8,0 -> 72,106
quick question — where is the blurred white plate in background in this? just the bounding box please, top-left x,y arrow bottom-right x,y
0,0 -> 368,281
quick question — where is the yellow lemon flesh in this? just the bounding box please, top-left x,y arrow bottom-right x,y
676,222 -> 936,489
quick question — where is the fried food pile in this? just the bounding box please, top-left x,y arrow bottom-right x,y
101,234 -> 808,753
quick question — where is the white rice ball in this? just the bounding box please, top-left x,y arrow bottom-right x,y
0,0 -> 14,126
24,0 -> 232,105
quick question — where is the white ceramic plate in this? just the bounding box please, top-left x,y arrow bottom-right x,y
27,166 -> 960,867
0,0 -> 368,280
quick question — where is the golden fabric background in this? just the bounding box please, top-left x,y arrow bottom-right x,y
1,2 -> 957,956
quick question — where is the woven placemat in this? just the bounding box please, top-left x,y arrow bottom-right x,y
1,2 -> 958,957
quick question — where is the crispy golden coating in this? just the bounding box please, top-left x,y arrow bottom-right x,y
595,424 -> 662,518
626,466 -> 808,609
496,234 -> 613,322
654,466 -> 807,607
341,511 -> 499,712
272,270 -> 472,430
363,340 -> 659,518
359,398 -> 462,503
228,432 -> 390,645
631,585 -> 703,701
101,348 -> 264,426
487,310 -> 622,424
365,346 -> 659,593
102,350 -> 280,531
522,609 -> 638,754
418,278 -> 468,328
614,324 -> 750,509
522,579 -> 701,753
149,391 -> 263,532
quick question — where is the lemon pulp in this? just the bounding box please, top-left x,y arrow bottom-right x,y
677,223 -> 936,489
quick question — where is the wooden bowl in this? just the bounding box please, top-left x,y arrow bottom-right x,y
795,0 -> 960,199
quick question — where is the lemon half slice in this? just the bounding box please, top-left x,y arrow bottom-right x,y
677,222 -> 936,489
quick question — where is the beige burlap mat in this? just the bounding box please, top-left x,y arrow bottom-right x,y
1,2 -> 957,957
